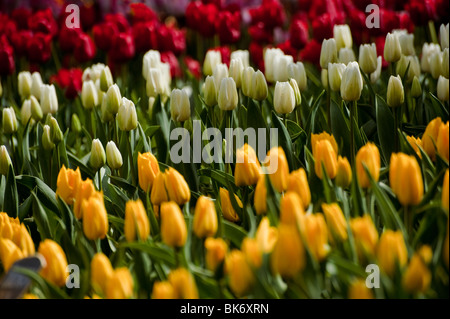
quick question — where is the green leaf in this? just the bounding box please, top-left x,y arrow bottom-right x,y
222,220 -> 247,248
271,111 -> 296,170
3,165 -> 19,218
31,192 -> 52,240
375,95 -> 395,165
122,241 -> 176,267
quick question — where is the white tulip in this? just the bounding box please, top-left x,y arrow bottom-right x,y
81,80 -> 99,109
288,61 -> 307,91
320,38 -> 338,69
264,48 -> 284,82
40,84 -> 58,114
437,76 -> 449,101
170,88 -> 191,122
203,50 -> 222,76
229,58 -> 244,88
18,71 -> 32,99
384,32 -> 402,63
31,72 -> 43,100
274,81 -> 295,114
328,63 -> 346,92
359,43 -> 377,74
333,24 -> 352,50
118,97 -> 138,131
339,48 -> 356,65
218,77 -> 238,111
440,23 -> 449,49
340,62 -> 363,101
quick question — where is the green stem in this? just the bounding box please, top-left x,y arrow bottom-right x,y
9,134 -> 16,175
146,191 -> 160,236
428,20 -> 438,44
404,205 -> 412,237
114,116 -> 119,146
327,87 -> 331,130
350,101 -> 357,166
97,170 -> 102,191
226,111 -> 232,175
394,107 -> 400,153
126,131 -> 137,185
91,109 -> 96,139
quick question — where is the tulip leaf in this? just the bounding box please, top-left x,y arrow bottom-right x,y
222,220 -> 247,248
271,111 -> 296,171
121,242 -> 176,268
16,175 -> 59,213
14,267 -> 71,299
197,168 -> 235,188
3,165 -> 19,218
150,95 -> 170,162
31,192 -> 52,240
375,94 -> 395,165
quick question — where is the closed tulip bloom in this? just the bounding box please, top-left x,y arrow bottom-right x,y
370,56 -> 382,84
254,176 -> 267,215
235,144 -> 261,187
264,147 -> 289,192
0,238 -> 23,271
333,24 -> 352,50
397,55 -> 421,82
270,224 -> 305,278
288,62 -> 307,91
146,68 -> 164,97
264,48 -> 285,82
304,213 -> 329,261
168,268 -> 199,299
377,230 -> 408,277
411,76 -> 422,98
152,281 -> 175,299
118,97 -> 137,131
2,107 -> 17,134
229,58 -> 244,88
274,81 -> 295,114
0,145 -> 12,176
12,224 -> 35,256
138,152 -> 160,193
142,50 -> 162,80
255,217 -> 278,253
71,114 -> 82,134
170,89 -> 190,122
81,80 -> 98,110
105,268 -> 134,299
387,75 -> 404,107
320,38 -> 338,69
314,139 -> 338,179
99,66 -> 113,92
340,62 -> 363,101
273,54 -> 294,82
31,72 -> 43,100
280,192 -> 305,228
203,76 -> 217,107
384,32 -> 402,63
241,66 -> 255,97
289,78 -> 301,106
225,250 -> 254,296
440,23 -> 449,49
339,48 -> 356,65
251,70 -> 268,101
56,165 -> 82,205
161,201 -> 187,247
82,192 -> 108,240
397,32 -> 415,56
443,170 -> 449,212
218,77 -> 238,111
421,43 -> 441,72
348,279 -> 374,299
90,139 -> 106,170
359,43 -> 377,74
203,50 -> 222,76
241,237 -> 262,268
335,156 -> 352,188
49,117 -> 63,144
124,199 -> 150,242
20,99 -> 35,126
436,121 -> 449,162
350,215 -> 378,258
151,172 -> 168,205
322,203 -> 348,243
390,153 -> 424,206
312,132 -> 339,155
30,95 -> 43,121
42,125 -> 55,150
105,84 -> 121,116
402,246 -> 432,294
220,188 -> 242,223
406,135 -> 423,158
231,50 -> 250,68
430,52 -> 443,79
356,143 -> 380,188
106,141 -> 122,170
38,239 -> 68,287
74,178 -> 96,219
205,237 -> 228,272
18,71 -> 32,99
287,168 -> 311,209
193,196 -> 218,238
328,63 -> 346,92
422,117 -> 442,161
213,63 -> 229,93
91,253 -> 114,294
437,76 -> 449,102
164,167 -> 190,205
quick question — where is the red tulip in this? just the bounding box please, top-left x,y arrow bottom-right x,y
28,9 -> 58,37
132,21 -> 158,53
278,40 -> 298,59
11,7 -> 31,30
312,13 -> 333,42
130,3 -> 158,24
249,0 -> 286,30
299,39 -> 321,67
212,46 -> 231,66
249,23 -> 273,44
0,35 -> 15,75
93,22 -> 119,51
27,32 -> 52,64
50,68 -> 83,99
290,19 -> 309,50
59,26 -> 82,52
80,2 -> 98,30
379,9 -> 399,34
109,32 -> 135,63
198,3 -> 218,37
74,33 -> 96,63
184,56 -> 202,79
186,1 -> 202,32
216,11 -> 241,44
405,0 -> 436,26
398,12 -> 414,34
157,25 -> 186,56
249,41 -> 265,72
161,51 -> 182,78
104,14 -> 130,33
10,30 -> 32,56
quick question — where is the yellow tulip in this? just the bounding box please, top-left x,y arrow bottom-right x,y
356,143 -> 380,188
73,178 -> 96,219
160,201 -> 187,247
422,117 -> 442,161
0,238 -> 23,271
313,139 -> 338,179
82,192 -> 109,240
350,214 -> 378,258
164,167 -> 191,205
219,188 -> 242,223
56,165 -> 82,205
436,121 -> 449,161
234,144 -> 261,186
91,252 -> 114,294
389,153 -> 423,206
311,132 -> 338,156
193,196 -> 218,238
406,135 -> 422,159
38,239 -> 68,287
22,294 -> 39,299
105,267 -> 134,299
443,169 -> 449,212
377,230 -> 408,277
348,279 -> 374,299
255,217 -> 278,254
263,147 -> 289,192
152,281 -> 176,299
280,192 -> 305,229
12,223 -> 35,256
137,152 -> 160,193
402,246 -> 432,294
287,168 -> 311,209
335,156 -> 352,188
0,212 -> 18,240
124,199 -> 150,242
150,172 -> 168,205
303,213 -> 329,261
168,268 -> 199,299
322,203 -> 348,243
241,237 -> 262,268
225,249 -> 255,297
254,176 -> 267,215
205,237 -> 228,272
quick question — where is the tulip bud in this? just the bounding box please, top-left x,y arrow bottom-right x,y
42,125 -> 55,150
442,48 -> 449,78
0,238 -> 23,272
397,32 -> 415,56
350,214 -> 378,258
235,144 -> 261,187
49,116 -> 63,144
335,156 -> 352,188
251,70 -> 269,101
106,141 -> 123,170
377,230 -> 408,277
12,223 -> 35,257
105,268 -> 134,299
146,68 -> 164,98
2,107 -> 17,134
99,66 -> 113,92
118,97 -> 138,131
422,117 -> 442,161
90,139 -> 106,170
142,50 -> 162,80
193,196 -> 218,238
56,165 -> 82,205
168,268 -> 199,299
356,143 -> 380,188
91,253 -> 114,294
151,172 -> 168,205
105,84 -> 121,116
152,281 -> 175,299
241,237 -> 262,268
18,71 -> 32,99
230,50 -> 250,68
74,178 -> 96,219
219,187 -> 242,223
320,38 -> 338,69
387,75 -> 404,108
314,139 -> 338,179
440,23 -> 449,49
170,89 -> 191,122
411,76 -> 422,98
38,239 -> 69,287
421,43 -> 441,72
338,48 -> 356,65
402,246 -> 432,294
321,69 -> 328,89
138,152 -> 160,193
287,168 -> 311,209
164,167 -> 190,205
229,58 -> 244,88
203,50 -> 222,76
288,62 -> 307,91
311,132 -> 339,157
241,66 -> 255,97
328,63 -> 346,92
270,224 -> 305,278
443,169 -> 449,212
406,135 -> 422,158
280,192 -> 305,228
263,146 -> 289,192
125,199 -> 150,242
82,192 -> 108,240
429,51 -> 443,79
437,121 -> 449,161
254,176 -> 267,215
273,54 -> 294,82
359,43 -> 377,74
322,203 -> 348,243
289,78 -> 301,106
274,81 -> 295,114
340,62 -> 363,101
40,84 -> 58,114
203,76 -> 217,107
255,217 -> 278,253
348,279 -> 374,299
81,80 -> 99,110
213,63 -> 229,93
0,145 -> 12,176
31,72 -> 43,100
101,93 -> 114,123
333,24 -> 352,50
304,213 -> 329,261
437,76 -> 449,102
397,55 -> 421,83
225,250 -> 255,296
161,201 -> 187,247
218,77 -> 238,111
264,48 -> 284,82
384,32 -> 402,63
205,237 -> 228,272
